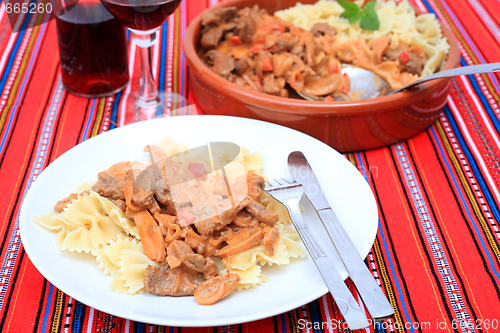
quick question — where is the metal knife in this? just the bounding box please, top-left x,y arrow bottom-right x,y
288,151 -> 395,321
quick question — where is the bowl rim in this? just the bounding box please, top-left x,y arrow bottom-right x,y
183,0 -> 460,117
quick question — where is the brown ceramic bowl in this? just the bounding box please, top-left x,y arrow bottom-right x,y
184,0 -> 460,152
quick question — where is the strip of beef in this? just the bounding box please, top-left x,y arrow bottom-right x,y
274,38 -> 295,53
155,187 -> 176,215
263,225 -> 280,256
200,6 -> 238,30
129,186 -> 157,212
166,240 -> 218,279
311,22 -> 337,37
114,199 -> 127,212
200,22 -> 237,50
54,193 -> 79,213
246,173 -> 265,200
202,50 -> 235,79
144,262 -> 205,296
234,58 -> 250,75
234,6 -> 258,43
195,199 -> 249,235
385,45 -> 428,76
245,200 -> 279,226
92,171 -> 125,200
402,51 -> 428,76
128,164 -> 170,214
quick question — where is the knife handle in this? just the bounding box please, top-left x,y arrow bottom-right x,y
318,208 -> 395,321
283,196 -> 370,330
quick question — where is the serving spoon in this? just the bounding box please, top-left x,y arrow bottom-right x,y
298,62 -> 500,101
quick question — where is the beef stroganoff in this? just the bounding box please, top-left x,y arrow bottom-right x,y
33,138 -> 304,305
199,0 -> 449,100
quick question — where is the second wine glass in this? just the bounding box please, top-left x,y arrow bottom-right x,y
100,0 -> 183,115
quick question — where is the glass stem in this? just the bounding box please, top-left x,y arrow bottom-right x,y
132,29 -> 161,107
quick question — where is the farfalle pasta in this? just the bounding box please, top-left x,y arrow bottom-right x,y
220,264 -> 270,291
33,139 -> 305,304
275,0 -> 449,80
33,191 -> 126,253
92,235 -> 158,294
119,249 -> 160,294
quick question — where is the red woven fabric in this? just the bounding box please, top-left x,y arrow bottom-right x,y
1,0 -> 500,332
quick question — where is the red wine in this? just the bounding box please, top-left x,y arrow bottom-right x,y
101,0 -> 182,31
56,1 -> 129,97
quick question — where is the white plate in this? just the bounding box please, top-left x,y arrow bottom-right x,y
19,115 -> 378,327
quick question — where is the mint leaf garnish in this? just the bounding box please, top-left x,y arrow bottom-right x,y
349,12 -> 362,24
363,1 -> 377,11
360,15 -> 379,30
337,0 -> 380,31
360,2 -> 380,30
338,0 -> 360,13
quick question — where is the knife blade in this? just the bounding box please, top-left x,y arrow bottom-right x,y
288,151 -> 394,321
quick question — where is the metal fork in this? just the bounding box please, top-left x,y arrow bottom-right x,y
265,178 -> 371,331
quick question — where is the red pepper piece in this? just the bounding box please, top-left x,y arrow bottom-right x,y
329,61 -> 340,74
261,57 -> 273,72
230,36 -> 241,45
178,208 -> 196,225
258,23 -> 285,33
249,44 -> 265,54
398,51 -> 410,64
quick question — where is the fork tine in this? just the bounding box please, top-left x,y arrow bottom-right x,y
273,178 -> 284,185
265,180 -> 279,188
281,177 -> 295,184
265,178 -> 301,191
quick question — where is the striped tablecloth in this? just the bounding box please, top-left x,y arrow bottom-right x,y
2,0 -> 500,332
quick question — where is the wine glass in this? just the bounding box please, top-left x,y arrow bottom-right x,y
100,0 -> 184,117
